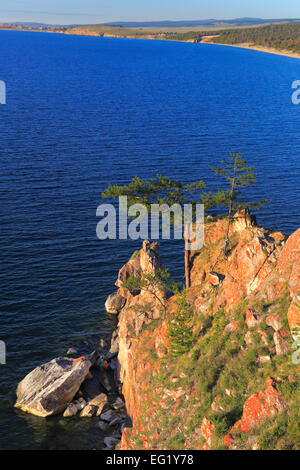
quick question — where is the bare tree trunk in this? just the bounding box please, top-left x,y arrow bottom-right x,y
224,156 -> 238,255
184,223 -> 191,289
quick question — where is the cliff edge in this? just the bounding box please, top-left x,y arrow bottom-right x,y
107,211 -> 300,450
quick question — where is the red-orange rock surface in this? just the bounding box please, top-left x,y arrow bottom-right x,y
228,378 -> 285,436
288,301 -> 300,338
201,417 -> 215,447
113,217 -> 299,450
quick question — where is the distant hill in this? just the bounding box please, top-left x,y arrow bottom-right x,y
14,22 -> 47,26
105,18 -> 300,28
1,18 -> 300,31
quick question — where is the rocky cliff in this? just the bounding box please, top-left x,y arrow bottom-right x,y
107,211 -> 300,450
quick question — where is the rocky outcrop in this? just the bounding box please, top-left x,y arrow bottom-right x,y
15,356 -> 92,417
261,227 -> 300,307
107,214 -> 300,450
140,240 -> 160,274
114,241 -> 168,427
116,256 -> 141,289
190,213 -> 286,312
105,240 -> 161,314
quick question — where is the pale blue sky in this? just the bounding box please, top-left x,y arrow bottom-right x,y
1,0 -> 300,25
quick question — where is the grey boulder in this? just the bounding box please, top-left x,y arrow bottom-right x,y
105,291 -> 126,315
100,409 -> 116,422
104,436 -> 120,449
15,356 -> 92,417
112,397 -> 125,410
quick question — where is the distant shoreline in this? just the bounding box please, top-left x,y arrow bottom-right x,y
1,27 -> 300,60
59,30 -> 300,59
203,41 -> 300,59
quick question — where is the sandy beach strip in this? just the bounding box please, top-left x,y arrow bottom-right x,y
201,41 -> 300,59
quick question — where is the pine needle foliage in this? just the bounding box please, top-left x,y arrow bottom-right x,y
168,292 -> 196,357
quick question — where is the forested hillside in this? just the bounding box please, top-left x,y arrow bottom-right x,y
213,23 -> 300,53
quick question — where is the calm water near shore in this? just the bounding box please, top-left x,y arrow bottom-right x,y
0,30 -> 299,449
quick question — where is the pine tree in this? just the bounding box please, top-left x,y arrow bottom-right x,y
168,293 -> 195,357
210,152 -> 267,253
102,174 -> 228,288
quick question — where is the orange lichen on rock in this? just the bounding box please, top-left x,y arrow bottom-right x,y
201,417 -> 215,448
72,356 -> 86,364
114,219 -> 299,451
288,301 -> 300,336
230,378 -> 285,435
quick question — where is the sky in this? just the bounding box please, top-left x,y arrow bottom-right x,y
1,0 -> 300,25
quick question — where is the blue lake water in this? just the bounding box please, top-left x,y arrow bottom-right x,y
0,30 -> 299,449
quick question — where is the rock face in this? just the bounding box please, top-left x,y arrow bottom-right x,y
116,257 -> 141,290
110,218 -> 300,450
15,356 -> 92,417
105,240 -> 161,315
140,240 -> 160,274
